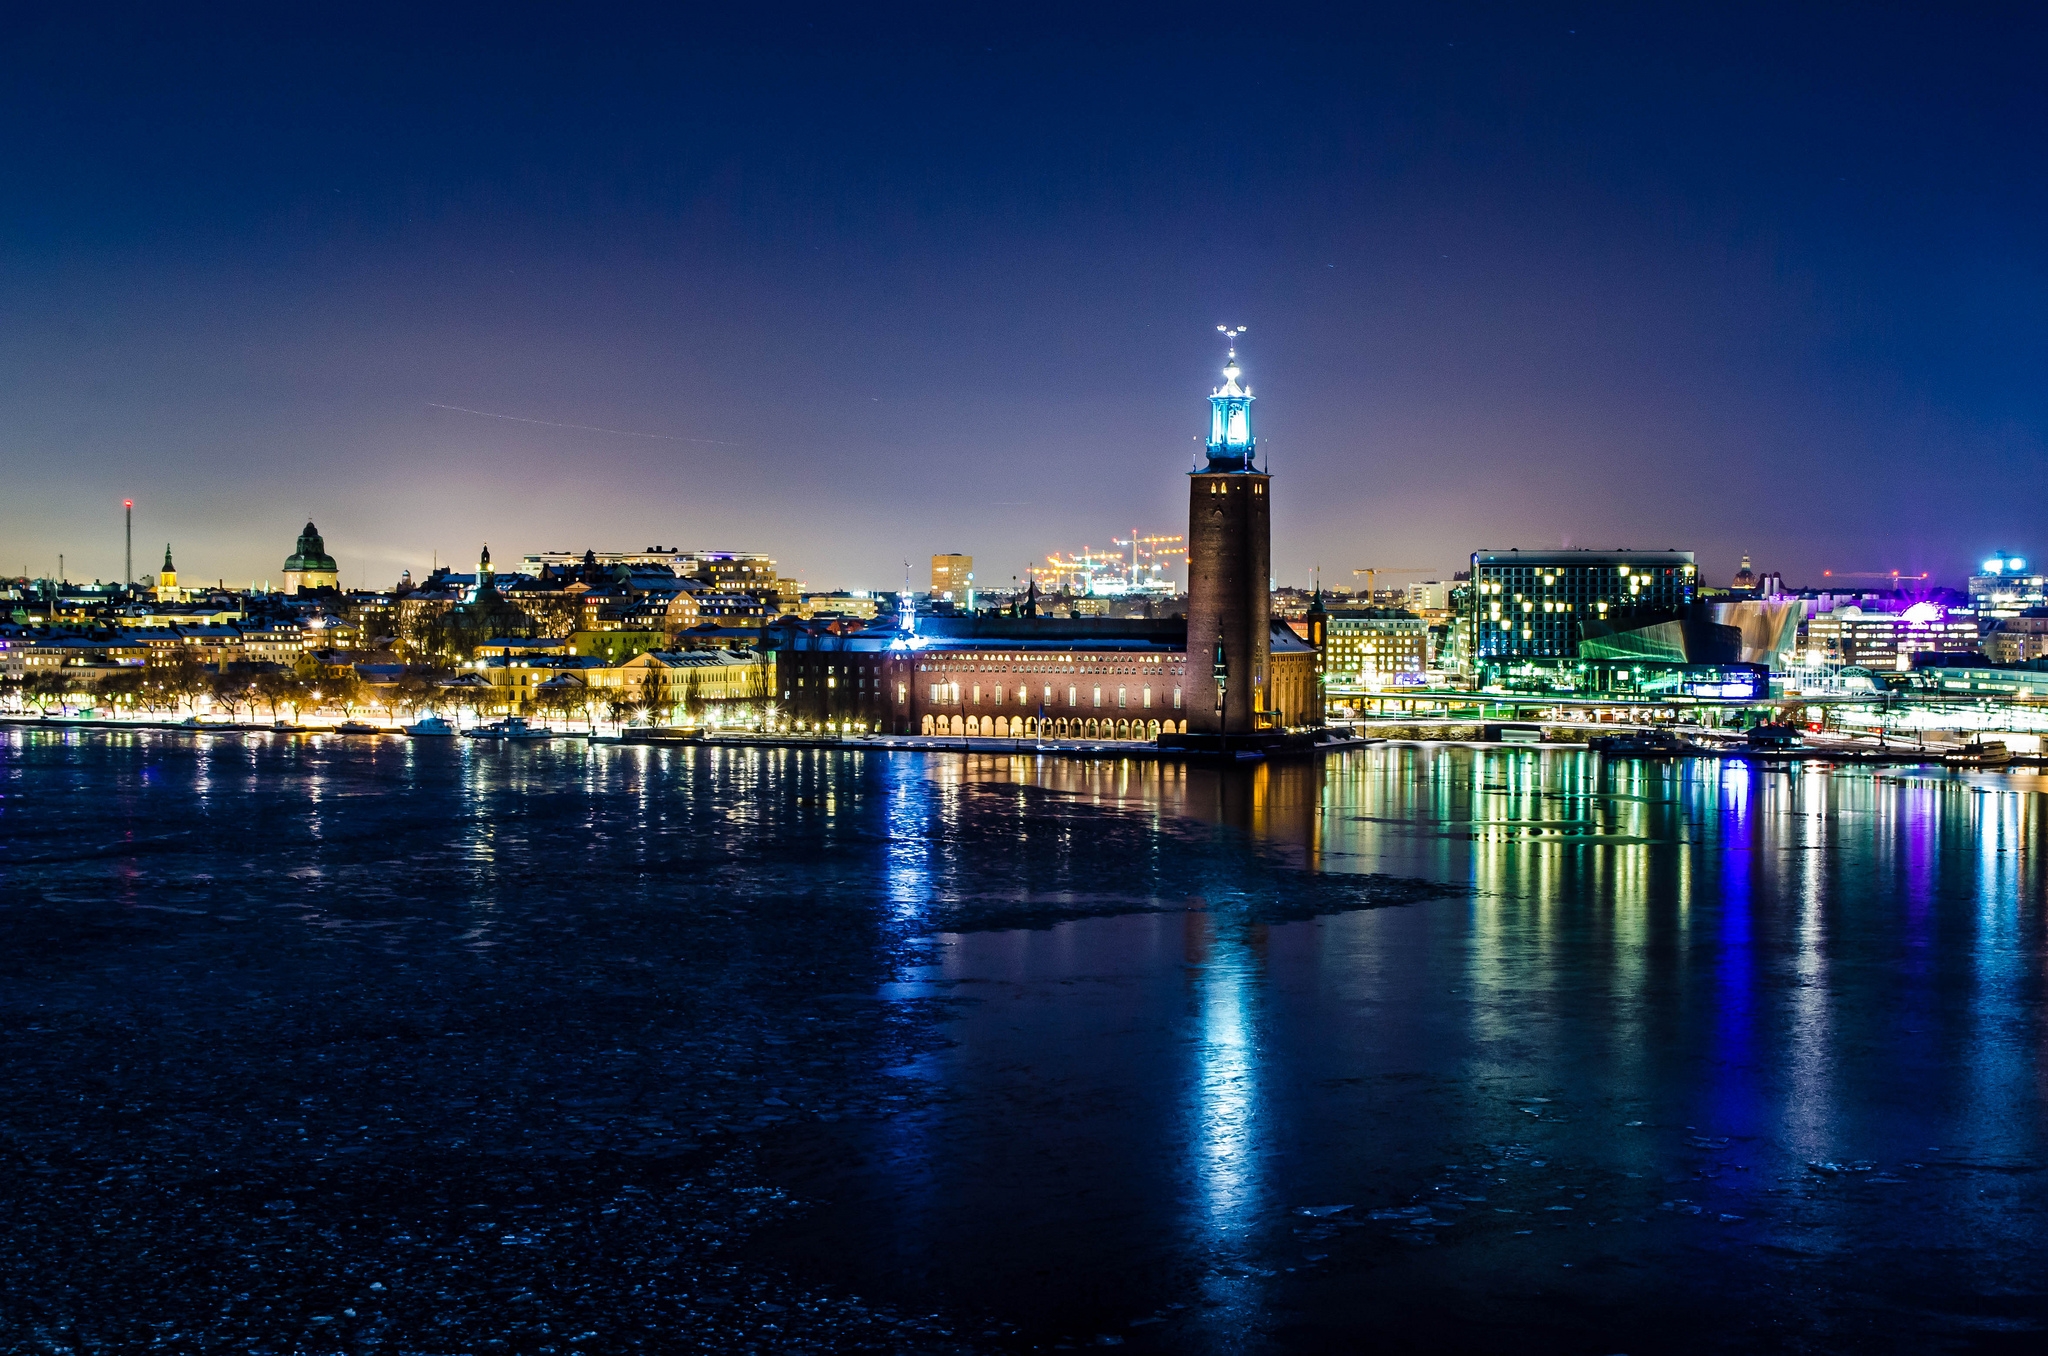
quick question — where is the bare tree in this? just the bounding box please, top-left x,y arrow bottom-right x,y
210,673 -> 250,723
24,672 -> 69,715
675,666 -> 699,725
253,670 -> 302,723
161,655 -> 211,715
96,669 -> 146,717
328,671 -> 367,719
392,672 -> 434,720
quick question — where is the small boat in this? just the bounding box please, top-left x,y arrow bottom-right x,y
403,715 -> 456,737
270,720 -> 305,733
462,716 -> 554,741
1945,740 -> 2013,768
1745,722 -> 1804,751
1589,728 -> 1699,757
335,720 -> 380,735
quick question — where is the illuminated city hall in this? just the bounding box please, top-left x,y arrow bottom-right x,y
780,341 -> 1319,740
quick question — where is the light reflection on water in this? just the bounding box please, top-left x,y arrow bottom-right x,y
830,745 -> 2048,1347
1188,915 -> 1264,1246
8,731 -> 2048,1348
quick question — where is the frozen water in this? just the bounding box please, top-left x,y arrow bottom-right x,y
5,731 -> 2048,1352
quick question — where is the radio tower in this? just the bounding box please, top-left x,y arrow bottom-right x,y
124,499 -> 133,593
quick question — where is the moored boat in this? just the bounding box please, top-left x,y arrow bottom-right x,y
1589,728 -> 1699,757
1944,740 -> 2013,768
1745,722 -> 1804,751
462,716 -> 554,741
403,715 -> 456,737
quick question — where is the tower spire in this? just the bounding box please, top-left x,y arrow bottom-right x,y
1203,326 -> 1256,473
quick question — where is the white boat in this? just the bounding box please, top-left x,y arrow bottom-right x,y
403,715 -> 456,737
1945,740 -> 2013,768
462,716 -> 554,741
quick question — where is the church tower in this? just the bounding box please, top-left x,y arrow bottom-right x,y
156,544 -> 180,600
1185,334 -> 1271,737
472,544 -> 499,603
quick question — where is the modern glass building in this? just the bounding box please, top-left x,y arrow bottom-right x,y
1468,549 -> 1696,662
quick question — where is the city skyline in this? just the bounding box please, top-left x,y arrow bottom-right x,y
6,7 -> 2046,590
9,12 -> 2048,1349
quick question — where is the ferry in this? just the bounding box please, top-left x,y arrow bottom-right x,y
1944,740 -> 2013,768
403,715 -> 456,737
462,716 -> 554,742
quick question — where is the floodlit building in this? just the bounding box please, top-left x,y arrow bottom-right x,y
773,342 -> 1322,739
154,545 -> 185,603
1323,609 -> 1429,686
599,649 -> 773,716
1185,341 -> 1277,734
777,615 -> 1198,739
1403,579 -> 1453,612
281,522 -> 340,594
1468,549 -> 1697,663
1804,602 -> 1981,670
1968,552 -> 2046,616
931,554 -> 973,602
1983,613 -> 2048,665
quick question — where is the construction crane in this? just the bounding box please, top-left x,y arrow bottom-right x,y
1821,570 -> 1929,582
1112,531 -> 1185,590
1351,566 -> 1434,600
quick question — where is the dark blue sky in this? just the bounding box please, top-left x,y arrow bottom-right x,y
3,3 -> 2043,592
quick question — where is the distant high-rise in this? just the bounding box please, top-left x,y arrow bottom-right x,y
1185,339 -> 1271,736
931,553 -> 973,601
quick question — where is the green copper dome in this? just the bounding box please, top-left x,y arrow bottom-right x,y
284,521 -> 338,573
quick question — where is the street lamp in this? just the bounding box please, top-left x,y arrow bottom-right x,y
1212,639 -> 1228,740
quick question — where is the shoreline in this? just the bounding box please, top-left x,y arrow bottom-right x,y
5,714 -> 2040,767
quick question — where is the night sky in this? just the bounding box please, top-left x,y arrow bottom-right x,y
3,4 -> 2043,593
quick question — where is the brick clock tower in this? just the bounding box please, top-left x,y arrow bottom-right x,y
1185,333 -> 1271,737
